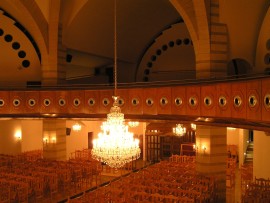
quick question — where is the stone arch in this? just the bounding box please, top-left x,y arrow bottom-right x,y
169,0 -> 200,54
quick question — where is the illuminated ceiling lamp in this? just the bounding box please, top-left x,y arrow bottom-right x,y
191,123 -> 196,130
72,122 -> 82,131
173,124 -> 186,136
91,0 -> 141,169
128,121 -> 139,128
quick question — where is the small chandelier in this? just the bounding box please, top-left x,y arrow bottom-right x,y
72,123 -> 82,131
173,124 -> 186,136
91,0 -> 140,168
191,123 -> 196,130
128,121 -> 139,128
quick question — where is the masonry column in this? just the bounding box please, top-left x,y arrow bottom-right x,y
43,120 -> 67,160
196,125 -> 227,202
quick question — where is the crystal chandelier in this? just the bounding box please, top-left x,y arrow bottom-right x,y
128,121 -> 139,128
91,0 -> 140,168
72,123 -> 82,131
173,124 -> 186,136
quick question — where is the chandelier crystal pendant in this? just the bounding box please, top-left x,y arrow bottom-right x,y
91,0 -> 140,169
173,124 -> 186,136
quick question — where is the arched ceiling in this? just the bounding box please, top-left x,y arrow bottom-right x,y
62,0 -> 182,64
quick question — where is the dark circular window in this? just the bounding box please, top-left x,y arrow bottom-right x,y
4,34 -> 13,42
28,99 -> 36,107
156,49 -> 162,55
160,97 -> 168,106
44,99 -> 51,106
0,29 -> 4,36
22,60 -> 30,68
146,98 -> 154,106
88,98 -> 95,106
168,41 -> 174,47
102,98 -> 110,106
189,97 -> 197,107
264,94 -> 270,108
12,42 -> 20,50
219,96 -> 227,107
147,62 -> 152,68
18,50 -> 26,58
0,99 -> 4,107
183,38 -> 190,45
175,97 -> 183,106
118,98 -> 124,106
176,39 -> 182,45
248,95 -> 257,108
151,55 -> 156,61
131,98 -> 139,106
13,99 -> 20,107
59,99 -> 66,106
162,44 -> 168,51
73,98 -> 80,107
233,96 -> 242,107
204,97 -> 212,106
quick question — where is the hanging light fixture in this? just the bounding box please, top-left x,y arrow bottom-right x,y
72,123 -> 82,131
191,123 -> 196,131
128,121 -> 139,128
91,0 -> 140,169
173,124 -> 186,136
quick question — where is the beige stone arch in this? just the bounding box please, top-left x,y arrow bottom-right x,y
170,0 -> 229,79
4,0 -> 49,60
169,0 -> 201,54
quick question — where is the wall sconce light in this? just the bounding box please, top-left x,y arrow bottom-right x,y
51,137 -> 56,144
14,130 -> 22,141
43,137 -> 49,145
202,146 -> 207,153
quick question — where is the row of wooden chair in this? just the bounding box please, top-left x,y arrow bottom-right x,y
69,156 -> 216,203
0,150 -> 103,202
242,177 -> 270,203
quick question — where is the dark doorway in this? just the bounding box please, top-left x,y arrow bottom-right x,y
88,132 -> 93,149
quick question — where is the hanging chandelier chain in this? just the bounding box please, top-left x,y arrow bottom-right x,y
114,0 -> 117,96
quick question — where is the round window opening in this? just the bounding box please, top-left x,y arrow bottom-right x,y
88,98 -> 95,106
102,98 -> 110,106
13,99 -> 20,107
44,99 -> 51,106
59,99 -> 66,106
0,99 -> 4,107
189,97 -> 197,107
73,98 -> 80,107
233,96 -> 242,107
264,94 -> 270,108
131,98 -> 139,106
219,96 -> 227,107
160,97 -> 168,106
204,97 -> 212,106
174,97 -> 182,106
248,95 -> 257,107
118,98 -> 124,106
28,99 -> 36,107
146,98 -> 154,106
